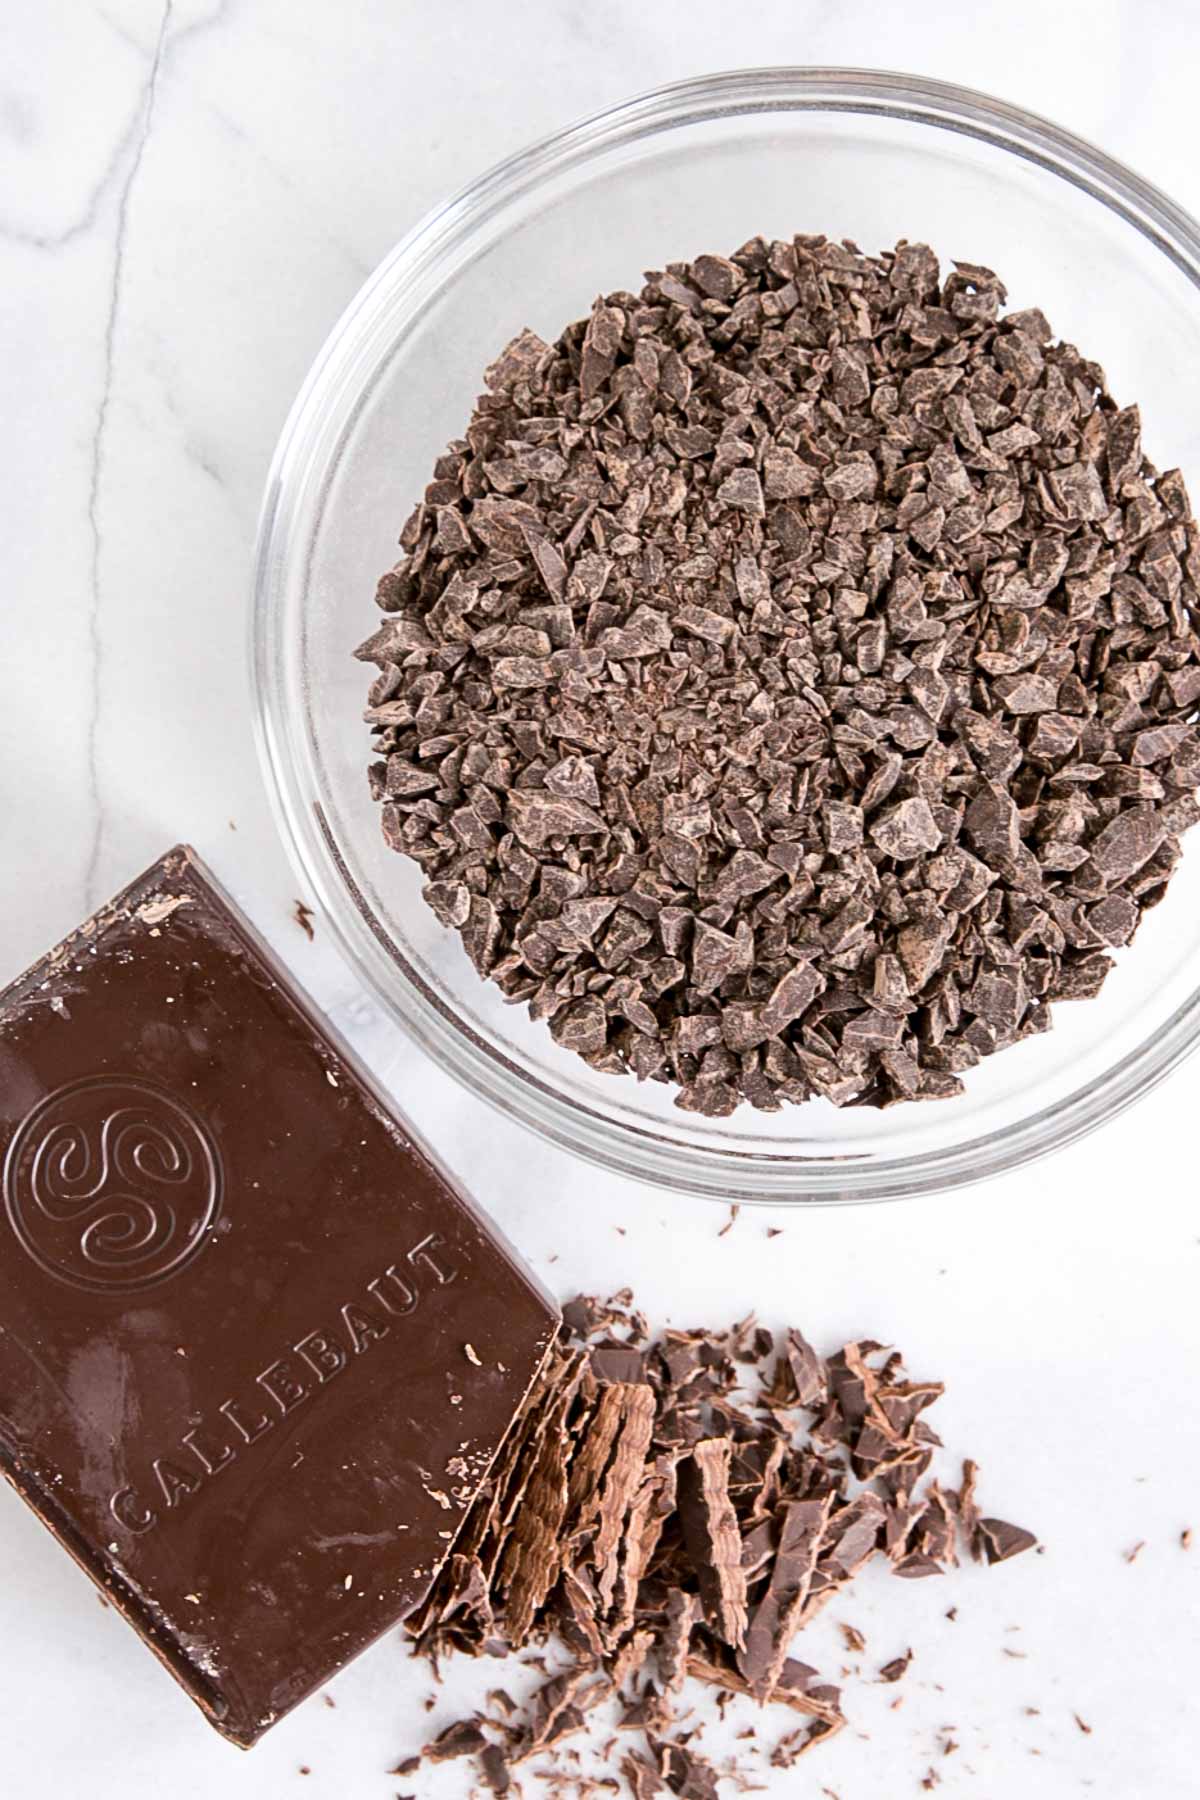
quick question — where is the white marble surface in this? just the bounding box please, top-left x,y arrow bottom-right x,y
3,3 -> 1200,1794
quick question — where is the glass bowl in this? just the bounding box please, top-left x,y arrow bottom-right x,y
252,67 -> 1200,1203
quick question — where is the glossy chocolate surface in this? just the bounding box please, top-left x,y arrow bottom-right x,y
0,847 -> 557,1745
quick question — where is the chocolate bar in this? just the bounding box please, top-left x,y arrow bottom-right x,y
0,847 -> 558,1744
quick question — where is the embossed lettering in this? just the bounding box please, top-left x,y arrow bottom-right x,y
295,1329 -> 347,1383
407,1232 -> 458,1286
110,1486 -> 157,1533
367,1265 -> 417,1317
182,1424 -> 234,1476
220,1396 -> 275,1445
257,1355 -> 309,1415
340,1299 -> 390,1355
153,1457 -> 200,1509
107,1255 -> 459,1534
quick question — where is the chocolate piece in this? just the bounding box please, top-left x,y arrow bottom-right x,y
589,1344 -> 647,1385
878,1650 -> 913,1683
954,1457 -> 982,1555
0,848 -> 557,1745
622,1751 -> 666,1799
479,1742 -> 513,1794
651,1736 -> 721,1800
424,1718 -> 488,1761
976,1517 -> 1039,1564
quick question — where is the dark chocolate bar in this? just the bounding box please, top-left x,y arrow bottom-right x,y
0,847 -> 558,1745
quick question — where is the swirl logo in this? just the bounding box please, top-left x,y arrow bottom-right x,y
3,1076 -> 223,1293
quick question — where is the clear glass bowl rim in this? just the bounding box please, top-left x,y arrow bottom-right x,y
251,65 -> 1200,1205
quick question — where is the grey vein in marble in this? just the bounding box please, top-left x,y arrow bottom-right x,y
83,0 -> 174,906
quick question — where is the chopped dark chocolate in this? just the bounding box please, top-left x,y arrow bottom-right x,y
400,1291 -> 1035,1797
361,236 -> 1200,1115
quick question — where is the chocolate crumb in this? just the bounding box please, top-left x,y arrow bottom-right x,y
1183,1528 -> 1193,1550
292,900 -> 315,941
878,1650 -> 912,1684
1075,1714 -> 1093,1735
1124,1540 -> 1146,1564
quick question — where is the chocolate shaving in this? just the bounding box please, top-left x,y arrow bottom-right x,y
677,1439 -> 750,1649
659,1589 -> 700,1694
740,1495 -> 831,1697
591,1385 -> 656,1609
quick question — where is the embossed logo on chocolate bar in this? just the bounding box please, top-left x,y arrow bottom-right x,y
3,1075 -> 223,1293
